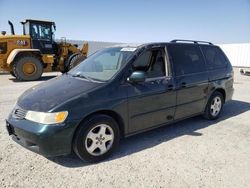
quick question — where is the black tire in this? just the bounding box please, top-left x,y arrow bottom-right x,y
62,53 -> 74,73
10,71 -> 16,78
73,114 -> 120,163
13,55 -> 43,81
203,91 -> 224,120
68,53 -> 86,70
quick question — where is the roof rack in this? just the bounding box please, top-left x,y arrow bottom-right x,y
170,39 -> 213,45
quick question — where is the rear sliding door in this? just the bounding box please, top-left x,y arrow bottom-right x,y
167,44 -> 209,120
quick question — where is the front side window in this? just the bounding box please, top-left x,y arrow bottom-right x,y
201,46 -> 228,69
69,47 -> 135,81
168,44 -> 206,76
30,23 -> 51,40
133,49 -> 166,78
38,25 -> 51,40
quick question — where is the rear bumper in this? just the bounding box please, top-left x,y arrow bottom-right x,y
225,86 -> 234,102
6,117 -> 79,157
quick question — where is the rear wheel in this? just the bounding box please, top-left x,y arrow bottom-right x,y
73,115 -> 120,163
203,91 -> 224,120
13,55 -> 43,81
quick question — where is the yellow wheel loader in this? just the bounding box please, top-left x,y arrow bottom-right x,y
0,19 -> 88,81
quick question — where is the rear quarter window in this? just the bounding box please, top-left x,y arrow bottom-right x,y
201,45 -> 228,70
167,44 -> 206,76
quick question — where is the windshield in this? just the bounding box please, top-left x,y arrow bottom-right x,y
69,47 -> 136,81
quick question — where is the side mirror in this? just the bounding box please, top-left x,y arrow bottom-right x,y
127,71 -> 146,83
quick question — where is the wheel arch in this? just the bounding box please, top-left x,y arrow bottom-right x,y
73,109 -> 125,140
7,49 -> 41,66
214,88 -> 226,102
203,87 -> 225,119
203,87 -> 226,113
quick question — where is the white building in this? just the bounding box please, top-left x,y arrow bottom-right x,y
67,40 -> 250,68
219,43 -> 250,68
65,40 -> 121,56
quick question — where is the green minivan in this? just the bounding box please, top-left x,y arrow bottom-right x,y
6,40 -> 234,162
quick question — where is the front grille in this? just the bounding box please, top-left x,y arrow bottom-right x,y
12,106 -> 27,119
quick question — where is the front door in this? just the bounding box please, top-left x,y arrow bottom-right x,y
30,23 -> 54,54
127,47 -> 176,133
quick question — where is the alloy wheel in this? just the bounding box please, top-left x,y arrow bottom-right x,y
210,96 -> 222,117
85,124 -> 114,156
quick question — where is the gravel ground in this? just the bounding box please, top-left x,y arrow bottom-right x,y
0,69 -> 250,188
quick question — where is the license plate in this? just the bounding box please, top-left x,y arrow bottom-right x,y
6,121 -> 14,135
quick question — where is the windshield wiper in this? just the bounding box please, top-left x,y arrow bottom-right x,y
71,73 -> 105,82
71,73 -> 90,80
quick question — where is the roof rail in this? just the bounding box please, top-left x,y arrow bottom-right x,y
170,39 -> 213,45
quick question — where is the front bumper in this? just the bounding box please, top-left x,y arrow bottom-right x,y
6,116 -> 80,157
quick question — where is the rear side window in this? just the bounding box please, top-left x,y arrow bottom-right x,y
201,46 -> 228,69
168,44 -> 206,76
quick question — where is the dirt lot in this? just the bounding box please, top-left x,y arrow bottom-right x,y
0,69 -> 250,188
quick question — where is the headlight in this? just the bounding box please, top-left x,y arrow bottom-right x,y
25,111 -> 68,125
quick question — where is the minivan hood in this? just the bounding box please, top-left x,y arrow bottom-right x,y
18,74 -> 102,112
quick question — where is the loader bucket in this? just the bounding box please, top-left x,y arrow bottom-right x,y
81,43 -> 88,57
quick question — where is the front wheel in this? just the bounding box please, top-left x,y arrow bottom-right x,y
203,91 -> 224,120
73,115 -> 120,163
13,55 -> 43,81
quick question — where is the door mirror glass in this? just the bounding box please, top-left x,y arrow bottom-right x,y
127,71 -> 146,83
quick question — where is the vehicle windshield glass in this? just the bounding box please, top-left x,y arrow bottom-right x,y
69,47 -> 136,81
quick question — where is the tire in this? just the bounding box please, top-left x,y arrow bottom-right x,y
203,91 -> 224,120
13,55 -> 43,81
73,114 -> 120,163
68,53 -> 86,70
10,71 -> 16,78
62,53 -> 73,73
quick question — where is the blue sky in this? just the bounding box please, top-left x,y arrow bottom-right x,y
0,0 -> 249,43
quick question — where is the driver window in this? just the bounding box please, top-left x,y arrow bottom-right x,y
38,25 -> 51,40
30,23 -> 51,40
133,49 -> 166,78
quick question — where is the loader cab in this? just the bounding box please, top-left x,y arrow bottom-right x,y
21,19 -> 56,54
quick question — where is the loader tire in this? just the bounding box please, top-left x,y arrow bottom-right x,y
10,71 -> 16,78
68,53 -> 86,70
13,55 -> 43,81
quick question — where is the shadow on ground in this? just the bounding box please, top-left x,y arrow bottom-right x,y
49,99 -> 250,168
9,75 -> 57,82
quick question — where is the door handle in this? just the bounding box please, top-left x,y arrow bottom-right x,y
181,82 -> 186,88
167,84 -> 174,91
